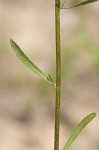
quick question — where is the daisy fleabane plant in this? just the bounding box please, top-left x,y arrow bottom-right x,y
10,0 -> 98,150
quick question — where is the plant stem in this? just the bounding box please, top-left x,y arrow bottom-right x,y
54,0 -> 61,150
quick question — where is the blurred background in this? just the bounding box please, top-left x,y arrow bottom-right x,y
0,0 -> 99,150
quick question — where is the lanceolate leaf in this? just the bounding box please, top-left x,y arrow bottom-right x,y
61,0 -> 98,9
63,113 -> 96,150
10,39 -> 56,87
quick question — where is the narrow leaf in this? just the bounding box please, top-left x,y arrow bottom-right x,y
61,0 -> 98,9
63,112 -> 96,150
10,39 -> 56,87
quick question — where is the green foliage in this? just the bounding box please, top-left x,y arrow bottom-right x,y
63,113 -> 96,150
60,0 -> 98,9
10,39 -> 56,87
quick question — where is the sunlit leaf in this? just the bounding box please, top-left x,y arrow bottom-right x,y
61,0 -> 98,9
63,113 -> 96,150
10,39 -> 56,87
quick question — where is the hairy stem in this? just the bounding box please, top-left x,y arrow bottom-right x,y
54,0 -> 61,150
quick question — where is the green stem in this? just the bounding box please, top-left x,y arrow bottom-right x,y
54,0 -> 61,150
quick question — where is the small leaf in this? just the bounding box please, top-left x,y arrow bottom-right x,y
63,112 -> 96,150
10,39 -> 56,87
61,0 -> 98,9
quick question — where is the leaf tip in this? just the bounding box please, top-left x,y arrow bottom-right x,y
10,38 -> 14,47
89,112 -> 96,119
